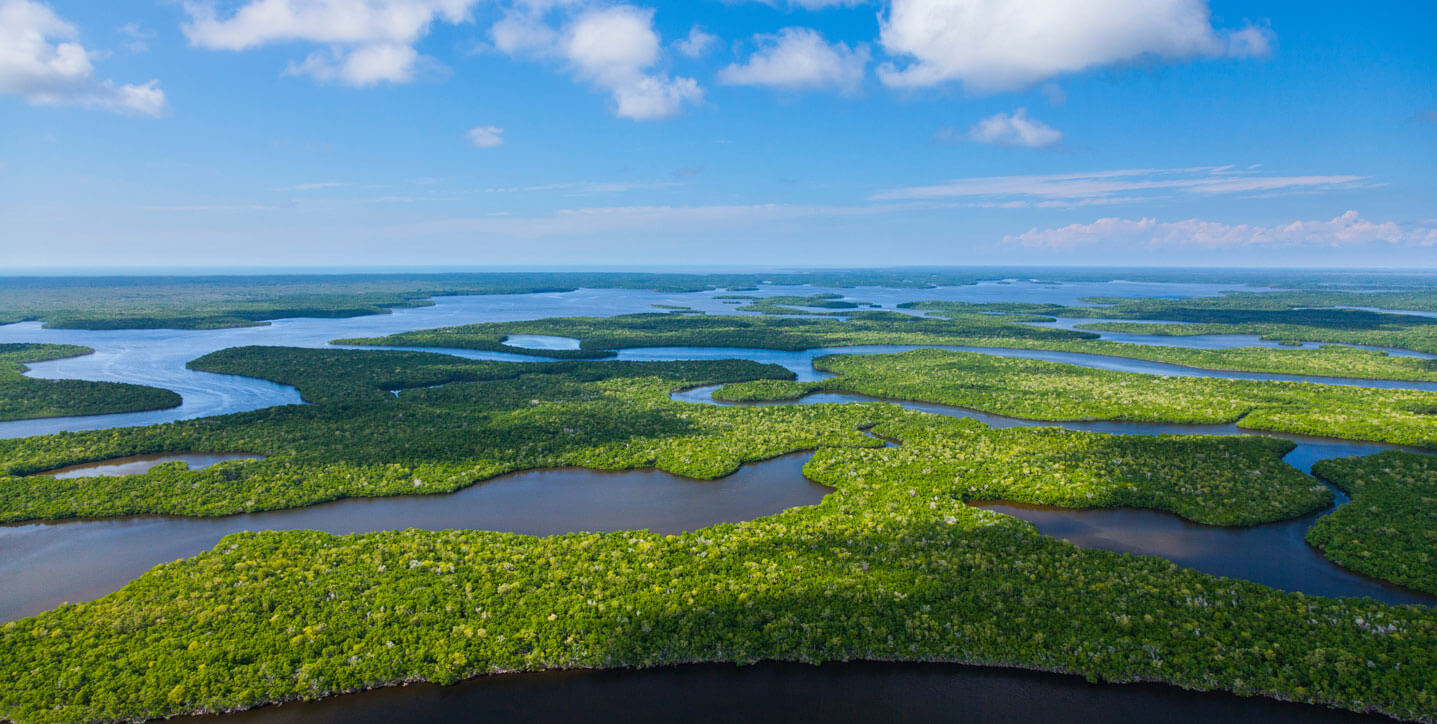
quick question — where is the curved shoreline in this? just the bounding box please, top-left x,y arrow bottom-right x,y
0,453 -> 832,622
171,659 -> 1393,724
676,383 -> 1436,606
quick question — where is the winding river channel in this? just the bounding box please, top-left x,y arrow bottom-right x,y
1,280 -> 1431,722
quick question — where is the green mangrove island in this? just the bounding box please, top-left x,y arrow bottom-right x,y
0,344 -> 181,422
1,344 -> 1436,722
341,310 -> 1437,382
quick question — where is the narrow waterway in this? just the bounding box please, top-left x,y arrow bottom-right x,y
0,454 -> 826,622
2,281 -> 1432,722
10,280 -> 1431,439
676,384 -> 1435,606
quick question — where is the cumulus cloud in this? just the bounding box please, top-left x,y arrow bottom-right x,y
877,0 -> 1274,92
966,108 -> 1062,148
872,167 -> 1367,206
1005,211 -> 1437,250
465,125 -> 504,147
719,27 -> 867,93
182,0 -> 478,85
490,4 -> 699,120
562,5 -> 701,119
674,26 -> 717,58
0,0 -> 167,116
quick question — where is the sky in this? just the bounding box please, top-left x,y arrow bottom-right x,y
1,0 -> 1434,270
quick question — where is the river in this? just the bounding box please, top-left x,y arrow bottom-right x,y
1,280 -> 1430,722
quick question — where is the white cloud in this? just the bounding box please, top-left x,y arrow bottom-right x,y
0,0 -> 167,116
1005,211 -> 1437,250
872,167 -> 1367,205
966,108 -> 1061,148
182,0 -> 478,86
719,27 -> 867,93
119,22 -> 153,54
284,43 -> 426,85
877,0 -> 1274,92
465,125 -> 504,147
494,4 -> 695,120
490,10 -> 559,57
675,26 -> 717,58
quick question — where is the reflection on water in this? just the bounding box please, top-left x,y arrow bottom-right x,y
3,281 -> 1434,720
0,454 -> 826,622
503,334 -> 582,351
186,660 -> 1386,724
0,280 -> 1350,438
971,502 -> 1431,606
679,384 -> 1435,606
37,452 -> 262,479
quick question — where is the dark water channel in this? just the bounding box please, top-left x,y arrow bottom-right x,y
2,282 -> 1434,721
184,660 -> 1387,724
0,454 -> 827,622
678,385 -> 1436,606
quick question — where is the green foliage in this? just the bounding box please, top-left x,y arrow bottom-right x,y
725,294 -> 865,314
0,348 -> 890,522
999,291 -> 1437,355
0,410 -> 1432,724
337,310 -> 1100,358
0,344 -> 181,422
0,271 -> 1037,330
715,349 -> 1437,448
1309,452 -> 1437,594
906,302 -> 1437,381
4,271 -> 1434,330
351,309 -> 1437,382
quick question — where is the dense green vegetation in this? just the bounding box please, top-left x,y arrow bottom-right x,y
345,310 -> 1437,382
0,348 -> 903,522
6,270 -> 1432,330
938,291 -> 1437,355
0,344 -> 181,422
1309,452 -> 1437,594
906,301 -> 1437,380
3,346 -> 1341,526
717,293 -> 876,315
1072,290 -> 1437,315
338,310 -> 1091,358
713,349 -> 1437,448
0,270 -> 1103,330
2,408 -> 1433,723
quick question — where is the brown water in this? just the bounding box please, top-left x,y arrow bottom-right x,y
0,454 -> 827,621
185,661 -> 1386,724
37,452 -> 263,478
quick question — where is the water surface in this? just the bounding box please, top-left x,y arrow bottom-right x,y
185,660 -> 1386,724
678,384 -> 1435,606
38,452 -> 262,479
0,454 -> 826,621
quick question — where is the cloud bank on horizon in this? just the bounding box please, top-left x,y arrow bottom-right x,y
0,0 -> 1433,268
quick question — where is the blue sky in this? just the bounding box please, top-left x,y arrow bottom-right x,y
1,0 -> 1434,269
